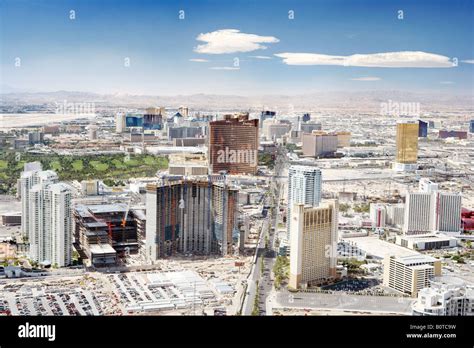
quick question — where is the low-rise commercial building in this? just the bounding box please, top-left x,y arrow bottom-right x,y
1,212 -> 21,226
81,180 -> 100,196
168,153 -> 208,176
438,130 -> 468,139
395,233 -> 458,250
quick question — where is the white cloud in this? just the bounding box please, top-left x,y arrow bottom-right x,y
195,29 -> 279,54
249,55 -> 273,60
350,77 -> 381,81
461,59 -> 474,64
189,58 -> 209,63
209,67 -> 240,70
275,51 -> 454,68
440,81 -> 454,84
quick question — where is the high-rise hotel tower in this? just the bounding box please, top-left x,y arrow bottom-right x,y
395,120 -> 419,171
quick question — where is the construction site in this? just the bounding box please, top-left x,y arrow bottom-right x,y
73,203 -> 143,267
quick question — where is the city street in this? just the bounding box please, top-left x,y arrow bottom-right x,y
242,145 -> 287,315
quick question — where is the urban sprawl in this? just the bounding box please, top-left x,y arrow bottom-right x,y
0,104 -> 473,316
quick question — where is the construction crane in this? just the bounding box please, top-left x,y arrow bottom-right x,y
119,199 -> 133,257
121,198 -> 132,228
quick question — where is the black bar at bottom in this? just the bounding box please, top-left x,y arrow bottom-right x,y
0,316 -> 472,347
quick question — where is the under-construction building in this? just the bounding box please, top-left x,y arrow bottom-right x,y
74,204 -> 139,266
145,178 -> 239,260
132,208 -> 147,259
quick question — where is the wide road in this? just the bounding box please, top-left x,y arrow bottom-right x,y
242,145 -> 287,315
274,289 -> 414,315
242,212 -> 269,314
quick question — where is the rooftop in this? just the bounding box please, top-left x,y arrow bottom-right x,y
399,233 -> 458,243
340,235 -> 418,259
394,254 -> 439,265
75,203 -> 128,217
89,244 -> 116,254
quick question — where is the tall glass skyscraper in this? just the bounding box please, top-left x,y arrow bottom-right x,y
287,165 -> 322,238
395,120 -> 419,171
418,119 -> 428,137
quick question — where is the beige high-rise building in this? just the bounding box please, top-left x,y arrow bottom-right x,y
178,106 -> 189,117
383,255 -> 441,297
289,200 -> 338,289
301,131 -> 338,158
262,119 -> 291,140
335,131 -> 351,148
395,120 -> 419,171
115,112 -> 126,133
146,106 -> 165,115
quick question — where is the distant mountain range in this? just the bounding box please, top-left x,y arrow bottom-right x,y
1,88 -> 473,112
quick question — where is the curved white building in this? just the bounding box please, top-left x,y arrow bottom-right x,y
412,276 -> 474,316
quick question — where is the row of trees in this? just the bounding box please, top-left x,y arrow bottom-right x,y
339,203 -> 370,216
258,153 -> 275,169
273,256 -> 289,289
251,280 -> 260,316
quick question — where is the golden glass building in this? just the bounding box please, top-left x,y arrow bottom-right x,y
289,200 -> 338,289
395,120 -> 419,169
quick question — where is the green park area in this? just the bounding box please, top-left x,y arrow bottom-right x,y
0,152 -> 168,194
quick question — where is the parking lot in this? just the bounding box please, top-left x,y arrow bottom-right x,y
0,275 -> 110,315
0,255 -> 251,316
322,278 -> 381,293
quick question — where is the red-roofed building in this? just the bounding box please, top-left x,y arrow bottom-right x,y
461,208 -> 474,232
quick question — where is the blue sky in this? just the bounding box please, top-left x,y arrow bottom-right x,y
0,0 -> 473,95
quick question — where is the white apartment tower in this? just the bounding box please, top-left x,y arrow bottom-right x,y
419,177 -> 438,193
404,192 -> 433,234
386,203 -> 405,227
434,192 -> 462,233
287,165 -> 322,238
289,200 -> 338,289
20,163 -> 57,238
115,112 -> 126,133
404,178 -> 461,234
29,182 -> 72,267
